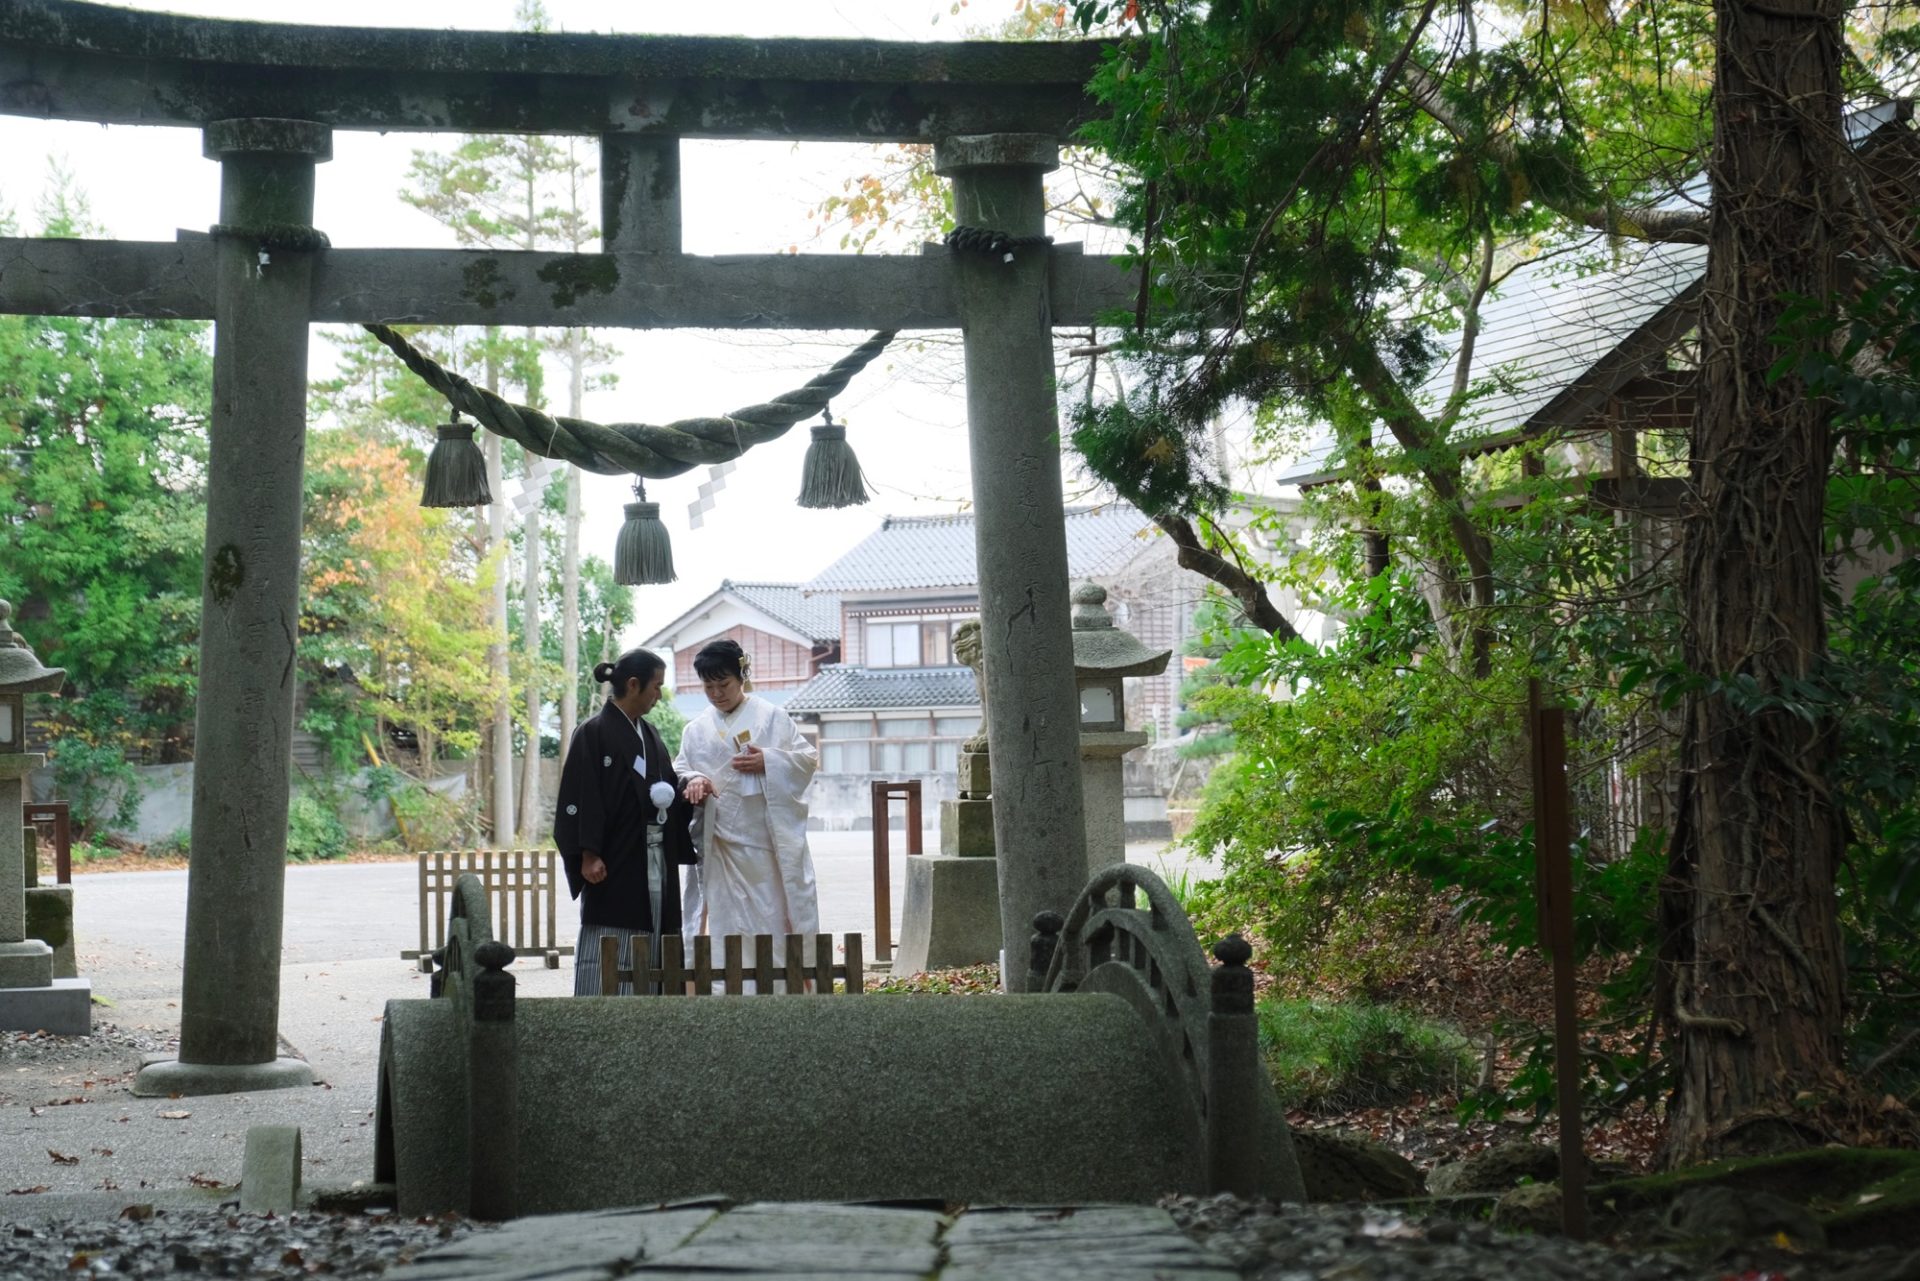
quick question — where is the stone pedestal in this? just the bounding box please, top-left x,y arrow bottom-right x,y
1080,730 -> 1147,871
897,748 -> 1002,972
26,885 -> 77,979
0,753 -> 89,1034
939,797 -> 997,857
891,855 -> 1002,973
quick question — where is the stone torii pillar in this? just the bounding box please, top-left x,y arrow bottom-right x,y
935,134 -> 1089,990
135,119 -> 331,1097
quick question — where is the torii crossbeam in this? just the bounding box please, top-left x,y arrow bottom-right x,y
0,1 -> 1128,1094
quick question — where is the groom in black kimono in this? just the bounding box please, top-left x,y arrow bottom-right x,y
553,646 -> 697,995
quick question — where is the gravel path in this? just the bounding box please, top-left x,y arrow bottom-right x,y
0,1209 -> 482,1278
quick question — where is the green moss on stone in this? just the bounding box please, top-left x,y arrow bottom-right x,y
537,255 -> 619,308
461,257 -> 512,311
208,544 -> 244,603
25,889 -> 72,953
1587,1148 -> 1920,1251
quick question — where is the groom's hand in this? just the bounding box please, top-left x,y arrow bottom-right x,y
582,852 -> 607,884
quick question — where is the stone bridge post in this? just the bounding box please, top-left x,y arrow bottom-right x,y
135,118 -> 330,1096
935,134 -> 1088,991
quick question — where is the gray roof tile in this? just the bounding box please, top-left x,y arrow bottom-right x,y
721,580 -> 841,643
806,504 -> 1154,593
783,664 -> 980,714
1270,234 -> 1707,485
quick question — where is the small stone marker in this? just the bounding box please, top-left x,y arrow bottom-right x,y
239,1125 -> 302,1214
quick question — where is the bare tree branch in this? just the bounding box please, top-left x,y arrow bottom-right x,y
1153,512 -> 1303,643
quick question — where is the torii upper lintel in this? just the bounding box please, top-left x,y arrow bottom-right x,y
0,0 -> 1105,142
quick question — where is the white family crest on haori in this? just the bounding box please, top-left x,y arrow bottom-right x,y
675,694 -> 819,972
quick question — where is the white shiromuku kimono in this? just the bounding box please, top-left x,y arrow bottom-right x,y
675,694 -> 820,970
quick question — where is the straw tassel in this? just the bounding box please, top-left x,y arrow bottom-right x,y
796,413 -> 870,509
614,483 -> 675,585
420,414 -> 492,508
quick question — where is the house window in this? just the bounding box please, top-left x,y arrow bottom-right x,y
864,620 -> 923,668
922,622 -> 950,667
861,615 -> 975,668
820,717 -> 872,773
814,712 -> 982,777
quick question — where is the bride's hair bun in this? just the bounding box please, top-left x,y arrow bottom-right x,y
593,660 -> 616,684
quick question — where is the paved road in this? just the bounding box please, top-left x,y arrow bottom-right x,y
70,830 -> 1203,981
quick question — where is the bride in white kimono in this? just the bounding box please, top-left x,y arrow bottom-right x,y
675,639 -> 820,975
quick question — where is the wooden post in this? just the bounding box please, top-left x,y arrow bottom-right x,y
724,934 -> 744,995
754,935 -> 775,994
598,934 -> 619,996
783,932 -> 806,994
843,933 -> 864,994
692,936 -> 713,995
906,780 -> 923,855
812,932 -> 833,995
1529,680 -> 1586,1240
24,804 -> 70,885
871,780 -> 893,962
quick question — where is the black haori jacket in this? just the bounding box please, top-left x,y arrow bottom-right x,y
553,701 -> 698,931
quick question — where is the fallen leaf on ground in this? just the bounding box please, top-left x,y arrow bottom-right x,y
46,1150 -> 78,1165
187,1174 -> 226,1188
7,1186 -> 49,1195
157,1110 -> 190,1120
119,1204 -> 151,1221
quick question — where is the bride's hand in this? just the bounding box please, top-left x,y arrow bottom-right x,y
730,745 -> 766,775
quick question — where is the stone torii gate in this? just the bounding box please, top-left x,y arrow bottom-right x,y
0,1 -> 1135,1093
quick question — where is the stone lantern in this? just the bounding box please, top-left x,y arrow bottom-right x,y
0,600 -> 89,1033
1070,582 -> 1170,869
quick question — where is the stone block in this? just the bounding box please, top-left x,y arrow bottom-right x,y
891,853 -> 1000,973
25,885 -> 75,978
240,1125 -> 303,1214
0,975 -> 90,1035
939,797 -> 996,858
957,750 -> 991,798
382,991 -> 1217,1216
0,938 -> 52,987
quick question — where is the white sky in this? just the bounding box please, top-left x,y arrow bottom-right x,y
0,0 -> 1114,651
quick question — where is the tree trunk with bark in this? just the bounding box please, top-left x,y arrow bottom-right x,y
1660,0 -> 1851,1166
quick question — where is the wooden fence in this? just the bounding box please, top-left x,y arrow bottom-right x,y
600,932 -> 865,995
406,849 -> 571,971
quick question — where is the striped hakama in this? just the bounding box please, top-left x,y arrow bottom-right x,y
572,827 -> 666,996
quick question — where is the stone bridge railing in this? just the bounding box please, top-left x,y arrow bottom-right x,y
378,867 -> 1303,1217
